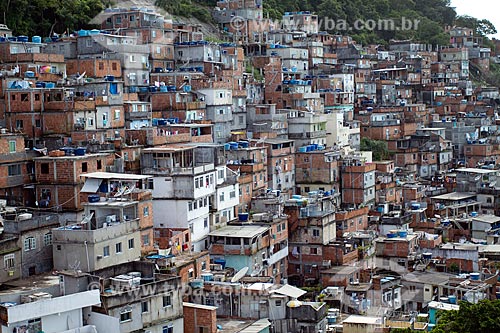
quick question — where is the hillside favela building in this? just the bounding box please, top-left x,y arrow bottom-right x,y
0,3 -> 500,333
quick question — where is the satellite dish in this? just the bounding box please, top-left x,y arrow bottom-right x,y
231,266 -> 249,283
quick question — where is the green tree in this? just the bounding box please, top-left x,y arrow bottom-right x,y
2,0 -> 104,36
360,137 -> 391,161
432,300 -> 500,333
456,15 -> 497,36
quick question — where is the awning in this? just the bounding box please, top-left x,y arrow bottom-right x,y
81,178 -> 103,193
271,284 -> 306,299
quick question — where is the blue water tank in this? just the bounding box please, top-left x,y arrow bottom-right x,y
61,147 -> 74,156
32,36 -> 42,43
25,71 -> 35,78
387,232 -> 397,238
470,273 -> 480,281
88,194 -> 100,203
213,259 -> 226,268
448,295 -> 457,304
224,143 -> 231,151
201,273 -> 214,282
45,82 -> 55,88
238,213 -> 249,221
17,36 -> 28,42
74,147 -> 87,156
397,230 -> 408,238
189,279 -> 204,289
238,141 -> 249,148
89,29 -> 100,35
298,146 -> 307,153
423,252 -> 432,260
411,203 -> 421,210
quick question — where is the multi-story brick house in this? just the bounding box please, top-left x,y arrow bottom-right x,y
34,152 -> 114,213
285,193 -> 336,285
141,145 -> 218,251
0,130 -> 37,206
340,157 -> 376,209
208,214 -> 288,283
262,138 -> 295,196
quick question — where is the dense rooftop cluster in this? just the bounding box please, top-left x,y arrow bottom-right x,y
0,2 -> 499,333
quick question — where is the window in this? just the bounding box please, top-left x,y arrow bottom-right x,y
8,140 -> 16,153
230,191 -> 236,199
35,119 -> 41,127
199,328 -> 209,333
82,162 -> 88,172
114,109 -> 121,120
142,234 -> 150,246
4,254 -> 15,269
44,233 -> 52,246
312,229 -> 320,237
219,193 -> 225,202
204,218 -> 208,229
128,238 -> 135,249
130,55 -> 136,62
8,164 -> 21,176
188,202 -> 193,211
24,237 -> 36,251
162,326 -> 173,333
16,119 -> 23,129
120,310 -> 132,322
310,248 -> 318,255
85,39 -> 92,47
143,206 -> 149,217
163,294 -> 172,307
142,301 -> 149,313
116,242 -> 122,253
103,246 -> 110,257
41,163 -> 49,174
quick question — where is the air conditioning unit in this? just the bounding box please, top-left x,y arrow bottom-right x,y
210,264 -> 223,271
325,155 -> 336,162
106,215 -> 117,223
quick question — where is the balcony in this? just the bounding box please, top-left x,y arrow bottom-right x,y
0,290 -> 100,326
171,101 -> 206,111
74,123 -> 86,131
125,111 -> 151,120
142,163 -> 214,176
288,130 -> 327,139
268,246 -> 288,265
53,219 -> 140,244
